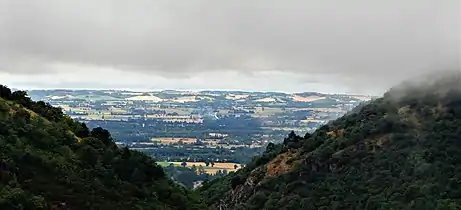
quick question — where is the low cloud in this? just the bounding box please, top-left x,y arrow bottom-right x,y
1,0 -> 459,93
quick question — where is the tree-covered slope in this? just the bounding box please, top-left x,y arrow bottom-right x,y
199,73 -> 461,210
0,85 -> 206,210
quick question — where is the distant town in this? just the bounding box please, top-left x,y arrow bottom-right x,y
27,89 -> 372,185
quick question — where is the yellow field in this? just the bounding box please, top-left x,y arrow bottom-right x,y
169,162 -> 242,174
151,137 -> 197,144
292,95 -> 325,102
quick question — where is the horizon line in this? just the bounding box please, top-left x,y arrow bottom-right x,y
19,87 -> 377,97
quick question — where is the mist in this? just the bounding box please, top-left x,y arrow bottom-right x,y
384,70 -> 461,102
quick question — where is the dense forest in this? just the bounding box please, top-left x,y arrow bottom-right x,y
0,85 -> 206,210
199,73 -> 461,210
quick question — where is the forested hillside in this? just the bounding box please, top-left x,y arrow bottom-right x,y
0,85 -> 206,210
199,73 -> 461,210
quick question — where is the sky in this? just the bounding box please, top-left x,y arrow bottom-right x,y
0,0 -> 460,95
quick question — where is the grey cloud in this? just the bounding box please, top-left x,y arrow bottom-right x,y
0,0 -> 460,90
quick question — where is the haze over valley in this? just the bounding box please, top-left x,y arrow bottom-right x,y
23,88 -> 372,186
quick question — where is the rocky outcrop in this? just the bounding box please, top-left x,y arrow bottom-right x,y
215,167 -> 266,210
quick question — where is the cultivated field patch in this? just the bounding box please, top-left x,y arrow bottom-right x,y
158,161 -> 242,174
151,137 -> 197,144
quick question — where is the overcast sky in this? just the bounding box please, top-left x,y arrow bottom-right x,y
0,0 -> 460,95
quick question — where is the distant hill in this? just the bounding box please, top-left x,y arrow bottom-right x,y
125,94 -> 164,102
199,72 -> 461,210
0,85 -> 206,210
26,89 -> 372,106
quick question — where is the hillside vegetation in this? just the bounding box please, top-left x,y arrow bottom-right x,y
0,85 -> 206,210
199,72 -> 461,210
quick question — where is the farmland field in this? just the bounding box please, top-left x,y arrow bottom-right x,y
251,107 -> 284,117
151,137 -> 197,144
162,108 -> 193,115
157,161 -> 242,174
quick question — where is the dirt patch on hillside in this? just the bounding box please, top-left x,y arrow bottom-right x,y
373,135 -> 389,147
265,151 -> 300,178
327,129 -> 344,138
398,106 -> 422,127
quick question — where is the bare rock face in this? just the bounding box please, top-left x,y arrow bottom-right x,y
215,167 -> 266,210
